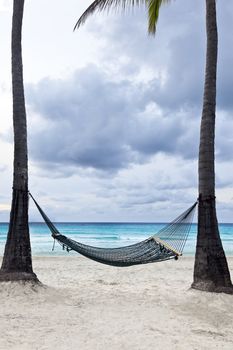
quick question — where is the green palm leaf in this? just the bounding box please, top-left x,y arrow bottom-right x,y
74,0 -> 171,34
147,0 -> 171,34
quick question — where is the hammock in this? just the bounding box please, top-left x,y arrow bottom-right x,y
29,193 -> 197,267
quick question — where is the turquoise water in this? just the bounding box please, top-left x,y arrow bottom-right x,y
0,222 -> 233,256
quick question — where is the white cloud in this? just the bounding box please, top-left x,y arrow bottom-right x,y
0,0 -> 11,12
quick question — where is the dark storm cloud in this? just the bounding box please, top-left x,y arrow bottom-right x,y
26,0 -> 233,174
89,0 -> 206,110
90,0 -> 233,111
27,64 -> 193,174
27,66 -> 139,172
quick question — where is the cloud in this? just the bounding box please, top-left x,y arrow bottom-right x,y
0,165 -> 7,172
217,1 -> 233,111
25,0 -> 233,177
26,60 -> 201,175
86,0 -> 233,114
0,0 -> 11,12
0,0 -> 232,224
26,65 -> 138,173
24,0 -> 233,178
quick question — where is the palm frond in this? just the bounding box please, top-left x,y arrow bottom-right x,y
74,0 -> 171,34
147,0 -> 171,35
74,0 -> 146,30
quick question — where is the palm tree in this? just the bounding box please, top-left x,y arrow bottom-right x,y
0,0 -> 38,282
75,0 -> 233,293
192,0 -> 232,293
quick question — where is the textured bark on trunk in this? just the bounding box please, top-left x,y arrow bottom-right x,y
192,0 -> 232,293
0,0 -> 38,282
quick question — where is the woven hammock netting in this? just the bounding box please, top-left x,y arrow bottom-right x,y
29,193 -> 197,267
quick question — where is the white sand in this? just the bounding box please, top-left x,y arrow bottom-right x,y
0,256 -> 232,350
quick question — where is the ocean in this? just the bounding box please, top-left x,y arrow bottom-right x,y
0,222 -> 233,257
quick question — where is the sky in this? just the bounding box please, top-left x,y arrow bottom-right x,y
0,0 -> 233,222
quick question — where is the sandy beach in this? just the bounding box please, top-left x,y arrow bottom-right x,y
0,256 -> 232,350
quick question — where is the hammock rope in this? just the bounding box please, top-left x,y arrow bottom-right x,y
29,192 -> 197,267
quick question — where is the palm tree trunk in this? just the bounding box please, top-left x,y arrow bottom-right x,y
192,0 -> 232,293
0,0 -> 38,282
